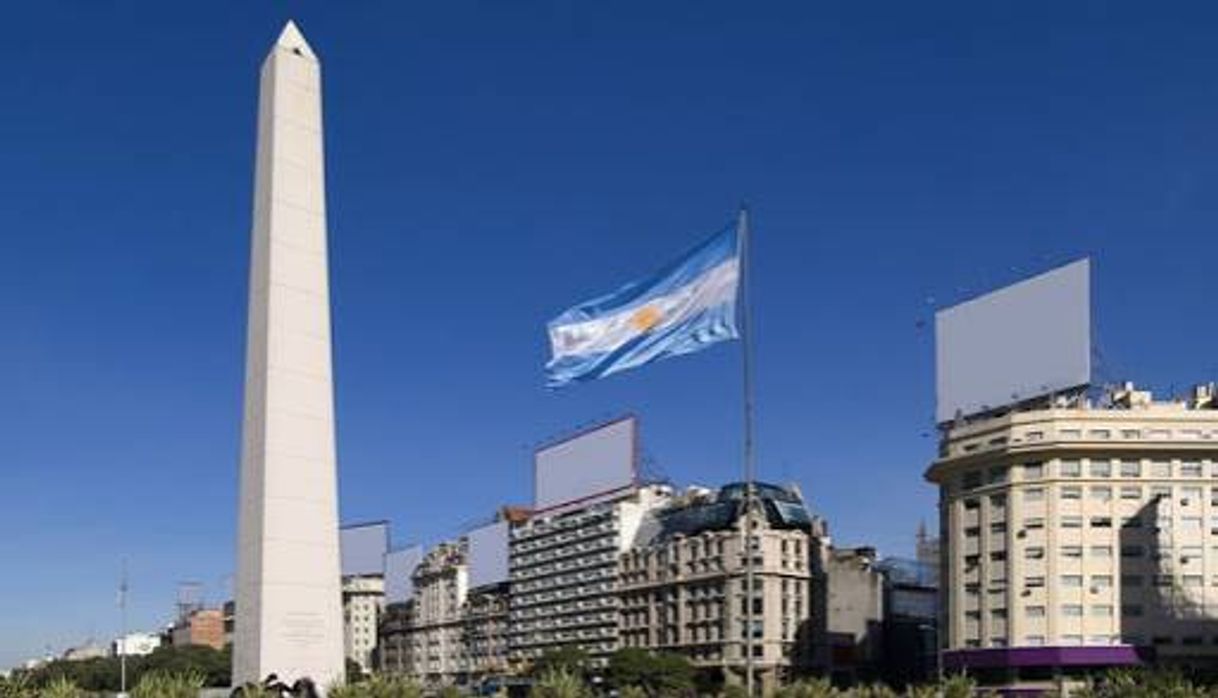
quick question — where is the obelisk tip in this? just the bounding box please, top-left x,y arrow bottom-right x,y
274,20 -> 316,60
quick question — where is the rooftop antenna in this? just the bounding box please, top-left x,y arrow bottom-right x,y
176,581 -> 203,622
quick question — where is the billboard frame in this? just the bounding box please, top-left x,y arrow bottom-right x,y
934,258 -> 1092,425
531,413 -> 639,515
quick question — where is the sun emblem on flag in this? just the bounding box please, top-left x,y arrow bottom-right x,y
631,305 -> 663,332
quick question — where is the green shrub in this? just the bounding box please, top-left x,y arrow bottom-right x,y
719,684 -> 748,698
130,670 -> 205,698
618,686 -> 647,698
328,673 -> 425,698
771,678 -> 839,698
41,677 -> 85,698
853,684 -> 897,698
0,674 -> 37,698
902,685 -> 937,698
531,669 -> 590,698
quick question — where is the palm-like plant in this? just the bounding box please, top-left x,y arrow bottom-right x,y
0,674 -> 37,698
531,669 -> 590,698
937,674 -> 976,698
41,677 -> 85,698
328,674 -> 426,698
130,671 -> 206,698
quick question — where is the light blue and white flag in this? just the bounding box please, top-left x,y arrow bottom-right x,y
546,225 -> 741,387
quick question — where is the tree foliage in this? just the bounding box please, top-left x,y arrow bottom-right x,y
18,644 -> 231,691
529,646 -> 591,680
605,648 -> 695,697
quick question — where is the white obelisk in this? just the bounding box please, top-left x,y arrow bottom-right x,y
234,20 -> 344,688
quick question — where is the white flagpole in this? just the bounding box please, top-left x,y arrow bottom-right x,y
737,206 -> 758,695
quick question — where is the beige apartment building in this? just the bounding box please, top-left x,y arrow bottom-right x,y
343,575 -> 385,674
927,383 -> 1218,686
618,482 -> 825,692
410,540 -> 470,687
377,536 -> 513,688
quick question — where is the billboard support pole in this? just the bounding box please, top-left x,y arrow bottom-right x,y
737,205 -> 758,696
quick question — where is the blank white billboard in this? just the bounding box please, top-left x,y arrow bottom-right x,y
535,416 -> 637,510
384,545 -> 423,603
467,521 -> 509,588
341,521 -> 389,577
936,258 -> 1091,423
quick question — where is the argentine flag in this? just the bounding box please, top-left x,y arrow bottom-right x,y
546,225 -> 741,387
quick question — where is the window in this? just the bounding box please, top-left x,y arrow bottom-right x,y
1120,460 -> 1141,478
1183,462 -> 1204,477
1122,516 -> 1143,528
990,608 -> 1008,620
1089,429 -> 1112,440
964,498 -> 980,510
1092,575 -> 1113,589
1026,432 -> 1045,443
990,551 -> 1007,563
1151,461 -> 1172,478
1091,517 -> 1113,529
1121,429 -> 1142,440
991,522 -> 1007,535
1182,517 -> 1203,532
1061,575 -> 1083,588
1025,635 -> 1046,646
1121,486 -> 1142,500
1024,488 -> 1045,503
1091,605 -> 1114,617
1182,486 -> 1203,504
1025,517 -> 1045,530
1062,604 -> 1084,617
1061,460 -> 1082,477
1025,547 -> 1045,560
1090,460 -> 1112,477
1061,487 -> 1083,501
965,526 -> 981,538
1062,546 -> 1083,559
1024,462 -> 1044,479
989,467 -> 1008,484
1025,576 -> 1045,588
962,472 -> 983,489
1184,575 -> 1204,588
1062,516 -> 1083,529
1090,487 -> 1112,502
1091,545 -> 1113,559
1060,429 -> 1082,439
1025,605 -> 1046,618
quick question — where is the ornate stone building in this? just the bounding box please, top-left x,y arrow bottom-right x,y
617,482 -> 825,693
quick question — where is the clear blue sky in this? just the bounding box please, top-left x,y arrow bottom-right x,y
4,0 -> 1218,668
